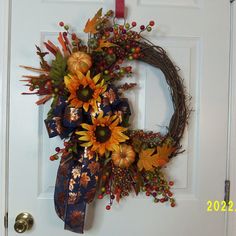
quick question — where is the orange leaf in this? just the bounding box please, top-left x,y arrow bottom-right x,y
156,144 -> 176,159
84,8 -> 102,34
44,40 -> 60,56
137,144 -> 176,171
137,148 -> 159,172
58,32 -> 68,56
96,39 -> 117,51
20,65 -> 49,74
36,95 -> 52,105
155,144 -> 176,167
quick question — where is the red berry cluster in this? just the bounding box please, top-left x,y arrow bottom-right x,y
139,20 -> 155,32
128,130 -> 165,148
97,166 -> 134,210
97,163 -> 175,210
142,173 -> 176,207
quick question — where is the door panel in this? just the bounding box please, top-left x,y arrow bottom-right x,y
9,0 -> 230,235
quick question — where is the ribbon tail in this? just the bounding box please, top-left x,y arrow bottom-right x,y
64,202 -> 86,233
54,156 -> 74,222
54,149 -> 100,234
64,152 -> 100,233
54,155 -> 86,234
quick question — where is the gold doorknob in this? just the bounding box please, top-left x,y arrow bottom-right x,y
14,212 -> 34,233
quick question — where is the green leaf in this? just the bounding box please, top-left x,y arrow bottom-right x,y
47,95 -> 59,119
71,145 -> 78,153
49,52 -> 67,85
104,157 -> 112,165
121,115 -> 130,127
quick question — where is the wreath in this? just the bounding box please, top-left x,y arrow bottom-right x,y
22,9 -> 189,233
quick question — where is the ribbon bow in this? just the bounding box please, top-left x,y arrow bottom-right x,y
45,95 -> 130,233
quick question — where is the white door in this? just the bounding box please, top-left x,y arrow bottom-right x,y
8,0 -> 230,236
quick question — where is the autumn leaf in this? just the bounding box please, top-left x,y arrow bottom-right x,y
36,95 -> 52,105
44,40 -> 60,56
84,8 -> 102,34
20,65 -> 48,74
155,144 -> 176,167
96,39 -> 117,51
80,173 -> 91,188
115,188 -> 122,203
137,145 -> 176,171
58,32 -> 69,56
35,45 -> 50,70
137,148 -> 159,172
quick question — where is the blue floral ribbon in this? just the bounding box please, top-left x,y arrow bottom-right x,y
45,95 -> 131,233
44,97 -> 83,139
54,149 -> 100,233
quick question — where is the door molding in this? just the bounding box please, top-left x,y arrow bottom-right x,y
228,2 -> 236,236
0,0 -> 11,235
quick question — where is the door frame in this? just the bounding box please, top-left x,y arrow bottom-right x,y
228,1 -> 236,236
0,1 -> 235,236
0,0 -> 11,235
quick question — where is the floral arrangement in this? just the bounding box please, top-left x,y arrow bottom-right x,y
22,9 -> 189,233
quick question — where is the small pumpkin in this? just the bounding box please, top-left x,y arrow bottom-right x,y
112,144 -> 136,168
67,52 -> 92,74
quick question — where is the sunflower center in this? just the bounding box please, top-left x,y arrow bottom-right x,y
76,85 -> 94,102
95,126 -> 111,143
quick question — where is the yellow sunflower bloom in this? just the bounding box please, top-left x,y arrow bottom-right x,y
64,70 -> 107,112
76,112 -> 129,156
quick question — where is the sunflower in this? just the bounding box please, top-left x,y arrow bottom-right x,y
64,70 -> 107,112
76,112 -> 129,156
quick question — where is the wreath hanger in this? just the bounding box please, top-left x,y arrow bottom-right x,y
115,0 -> 125,18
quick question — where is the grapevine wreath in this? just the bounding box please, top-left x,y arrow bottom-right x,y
22,9 -> 190,233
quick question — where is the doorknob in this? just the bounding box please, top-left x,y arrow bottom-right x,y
14,212 -> 34,233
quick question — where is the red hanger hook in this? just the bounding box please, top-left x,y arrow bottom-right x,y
115,0 -> 125,18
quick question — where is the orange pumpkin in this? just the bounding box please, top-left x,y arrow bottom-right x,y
112,144 -> 136,168
67,52 -> 92,74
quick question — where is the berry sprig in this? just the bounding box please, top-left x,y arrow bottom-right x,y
97,160 -> 175,211
50,140 -> 77,161
58,21 -> 85,53
142,170 -> 175,207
